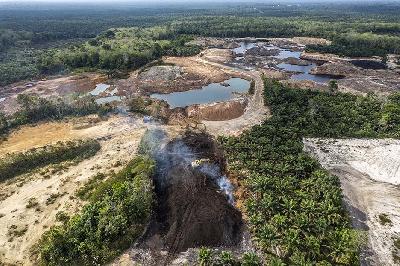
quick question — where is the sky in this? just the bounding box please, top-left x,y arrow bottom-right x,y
1,0 -> 398,2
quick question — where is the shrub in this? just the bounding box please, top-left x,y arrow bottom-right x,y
26,198 -> 39,209
378,213 -> 392,226
76,173 -> 107,200
241,252 -> 262,266
198,247 -> 214,266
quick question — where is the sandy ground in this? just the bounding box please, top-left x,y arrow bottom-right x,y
0,115 -> 183,265
0,74 -> 105,115
304,138 -> 400,266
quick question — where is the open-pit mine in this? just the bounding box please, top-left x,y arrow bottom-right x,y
0,35 -> 399,265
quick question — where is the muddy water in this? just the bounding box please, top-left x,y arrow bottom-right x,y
277,63 -> 332,83
150,78 -> 250,108
90,83 -> 124,104
233,42 -> 333,84
273,49 -> 302,59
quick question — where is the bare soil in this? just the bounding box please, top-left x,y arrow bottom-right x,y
0,74 -> 105,115
186,98 -> 247,121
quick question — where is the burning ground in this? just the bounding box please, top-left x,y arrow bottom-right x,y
113,130 -> 253,265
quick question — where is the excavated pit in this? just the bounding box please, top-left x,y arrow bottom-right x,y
139,130 -> 243,262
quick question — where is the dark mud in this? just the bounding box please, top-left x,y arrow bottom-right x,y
139,131 -> 243,264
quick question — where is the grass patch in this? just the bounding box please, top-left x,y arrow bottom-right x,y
0,139 -> 101,181
38,156 -> 155,265
8,224 -> 28,241
45,193 -> 62,205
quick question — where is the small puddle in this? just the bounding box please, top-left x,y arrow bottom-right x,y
273,49 -> 302,59
150,78 -> 250,108
89,83 -> 110,96
89,83 -> 123,104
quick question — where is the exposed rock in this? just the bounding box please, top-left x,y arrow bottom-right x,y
201,48 -> 234,64
139,66 -> 183,82
245,46 -> 280,57
300,52 -> 340,63
285,57 -> 312,66
309,62 -> 360,77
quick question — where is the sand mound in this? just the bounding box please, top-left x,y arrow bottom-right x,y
304,138 -> 400,185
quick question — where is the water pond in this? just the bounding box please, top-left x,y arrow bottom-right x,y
234,42 -> 334,84
277,63 -> 332,83
150,78 -> 250,108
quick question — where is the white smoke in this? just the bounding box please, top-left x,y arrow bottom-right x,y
140,128 -> 235,205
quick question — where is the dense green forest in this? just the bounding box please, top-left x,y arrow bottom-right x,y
0,2 -> 399,86
220,79 -> 400,265
37,27 -> 200,76
38,156 -> 155,265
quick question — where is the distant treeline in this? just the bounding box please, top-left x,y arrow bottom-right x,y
37,27 -> 200,77
0,3 -> 399,86
173,17 -> 400,56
